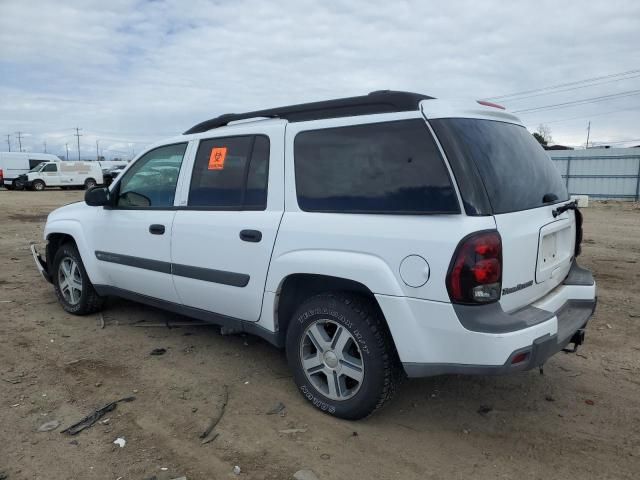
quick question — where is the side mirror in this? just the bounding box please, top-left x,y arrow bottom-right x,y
85,186 -> 111,207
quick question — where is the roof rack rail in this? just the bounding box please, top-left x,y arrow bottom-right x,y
183,90 -> 434,134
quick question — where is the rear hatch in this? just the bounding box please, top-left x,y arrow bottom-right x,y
431,117 -> 576,312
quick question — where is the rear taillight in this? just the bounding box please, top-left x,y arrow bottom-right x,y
447,230 -> 502,304
0,169 -> 3,183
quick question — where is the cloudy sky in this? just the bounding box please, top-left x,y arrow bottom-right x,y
1,0 -> 639,159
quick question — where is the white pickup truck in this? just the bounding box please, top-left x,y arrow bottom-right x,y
32,91 -> 597,419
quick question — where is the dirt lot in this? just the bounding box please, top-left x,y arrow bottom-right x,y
0,190 -> 639,480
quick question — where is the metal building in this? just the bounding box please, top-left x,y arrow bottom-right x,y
548,147 -> 640,201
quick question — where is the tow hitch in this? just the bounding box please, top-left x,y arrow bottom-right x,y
562,328 -> 586,354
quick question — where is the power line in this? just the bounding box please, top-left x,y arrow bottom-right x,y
513,89 -> 640,114
496,74 -> 640,103
15,131 -> 23,152
73,127 -> 82,161
524,106 -> 640,126
487,68 -> 640,100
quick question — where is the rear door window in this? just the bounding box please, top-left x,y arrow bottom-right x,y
431,119 -> 569,214
188,135 -> 269,210
294,119 -> 459,214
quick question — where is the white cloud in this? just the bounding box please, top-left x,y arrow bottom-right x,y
1,0 -> 639,157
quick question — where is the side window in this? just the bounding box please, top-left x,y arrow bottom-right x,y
188,135 -> 270,210
116,143 -> 187,208
42,163 -> 58,172
294,119 -> 459,214
29,159 -> 45,169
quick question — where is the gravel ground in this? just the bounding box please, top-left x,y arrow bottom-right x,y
0,190 -> 639,480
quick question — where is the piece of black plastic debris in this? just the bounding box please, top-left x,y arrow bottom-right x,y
150,348 -> 167,356
69,440 -> 79,445
266,401 -> 285,415
477,405 -> 493,415
0,470 -> 8,480
200,385 -> 229,440
61,396 -> 135,435
545,395 -> 555,402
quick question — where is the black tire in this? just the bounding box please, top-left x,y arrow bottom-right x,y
286,292 -> 402,420
52,243 -> 105,315
12,179 -> 25,191
84,178 -> 97,190
32,180 -> 45,191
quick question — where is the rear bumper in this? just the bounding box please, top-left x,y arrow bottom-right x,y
403,297 -> 596,377
375,260 -> 596,377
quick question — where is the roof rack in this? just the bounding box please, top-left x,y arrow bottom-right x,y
183,90 -> 434,134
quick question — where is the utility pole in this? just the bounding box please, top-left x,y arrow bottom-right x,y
5,134 -> 10,152
43,141 -> 47,153
15,131 -> 23,152
96,139 -> 99,161
74,127 -> 82,160
586,121 -> 591,149
65,143 -> 69,161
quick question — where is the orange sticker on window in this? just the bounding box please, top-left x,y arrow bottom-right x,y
208,147 -> 227,170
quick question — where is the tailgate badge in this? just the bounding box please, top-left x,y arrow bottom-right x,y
502,280 -> 533,296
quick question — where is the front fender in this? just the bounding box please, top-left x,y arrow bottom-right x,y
265,249 -> 404,296
44,219 -> 108,286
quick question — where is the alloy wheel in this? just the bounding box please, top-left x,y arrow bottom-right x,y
299,319 -> 365,401
58,257 -> 83,305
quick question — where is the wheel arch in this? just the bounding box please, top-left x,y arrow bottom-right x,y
274,273 -> 391,345
44,221 -> 108,285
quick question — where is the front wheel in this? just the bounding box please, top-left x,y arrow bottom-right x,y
32,180 -> 45,191
286,293 -> 402,420
53,243 -> 105,315
84,178 -> 97,190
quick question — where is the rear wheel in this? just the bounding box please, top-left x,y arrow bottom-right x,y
286,293 -> 402,419
32,180 -> 45,191
53,243 -> 105,315
12,178 -> 25,190
84,178 -> 97,190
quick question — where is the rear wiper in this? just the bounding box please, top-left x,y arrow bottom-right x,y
552,200 -> 578,218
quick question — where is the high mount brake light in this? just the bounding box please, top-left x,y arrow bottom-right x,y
447,231 -> 502,304
477,100 -> 506,110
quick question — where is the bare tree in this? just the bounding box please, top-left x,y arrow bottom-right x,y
533,124 -> 553,146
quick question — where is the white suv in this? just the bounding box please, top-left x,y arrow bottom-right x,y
32,91 -> 596,419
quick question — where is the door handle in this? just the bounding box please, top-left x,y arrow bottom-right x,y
149,224 -> 165,235
239,229 -> 262,242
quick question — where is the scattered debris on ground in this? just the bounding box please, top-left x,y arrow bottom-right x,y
61,396 -> 135,435
293,469 -> 320,480
150,348 -> 167,356
113,437 -> 126,448
266,401 -> 286,415
37,420 -> 60,432
200,384 -> 229,444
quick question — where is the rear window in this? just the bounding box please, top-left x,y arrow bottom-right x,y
431,119 -> 568,215
294,119 -> 459,214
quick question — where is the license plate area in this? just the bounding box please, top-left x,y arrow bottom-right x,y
536,219 -> 574,284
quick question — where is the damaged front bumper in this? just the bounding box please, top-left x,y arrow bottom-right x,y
31,244 -> 52,283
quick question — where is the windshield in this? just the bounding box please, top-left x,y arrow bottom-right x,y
29,163 -> 46,172
431,118 -> 569,215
